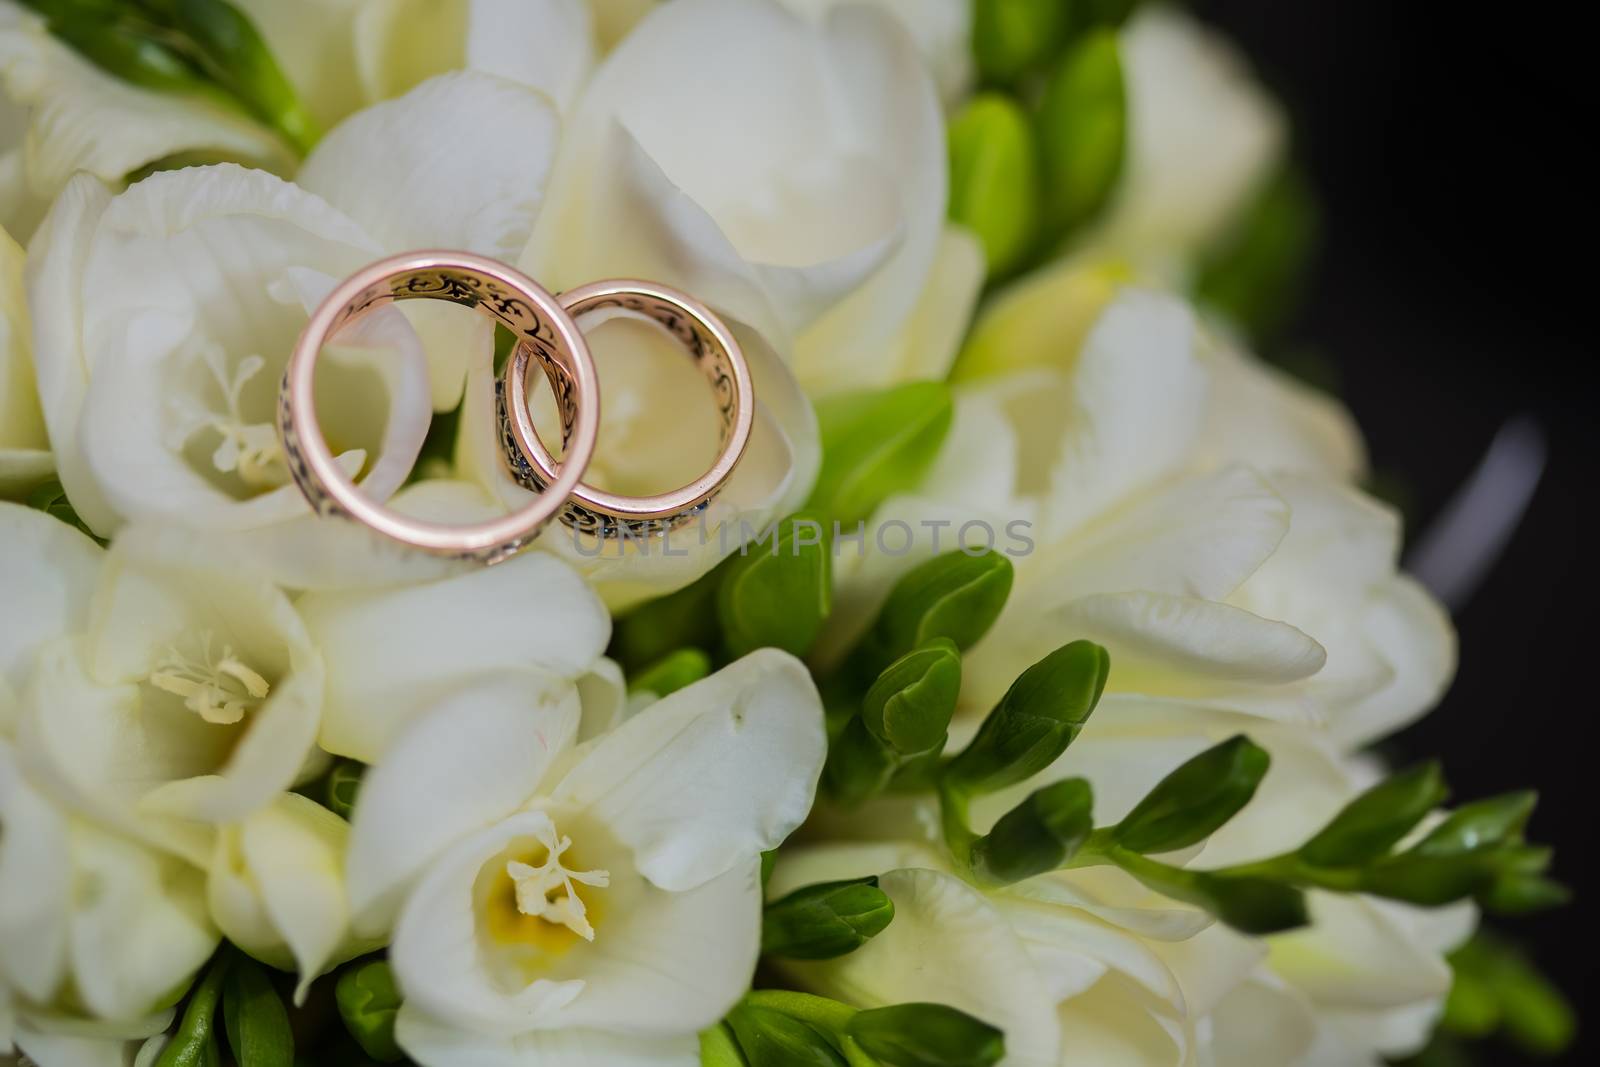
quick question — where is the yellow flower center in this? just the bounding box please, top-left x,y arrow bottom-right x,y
480,816 -> 610,957
147,632 -> 271,725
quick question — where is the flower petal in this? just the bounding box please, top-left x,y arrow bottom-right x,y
396,1010 -> 699,1067
346,672 -> 580,938
299,549 -> 607,762
0,736 -> 70,1003
552,650 -> 825,892
0,502 -> 100,694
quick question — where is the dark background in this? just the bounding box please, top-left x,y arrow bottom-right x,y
1194,0 -> 1595,1062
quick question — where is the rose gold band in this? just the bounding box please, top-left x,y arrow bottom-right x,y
497,279 -> 755,539
278,251 -> 599,563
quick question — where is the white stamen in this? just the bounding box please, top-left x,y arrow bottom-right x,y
170,343 -> 287,489
147,633 -> 271,725
506,820 -> 610,942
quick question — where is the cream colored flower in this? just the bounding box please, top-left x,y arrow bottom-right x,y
776,0 -> 973,107
778,705 -> 1469,1067
0,0 -> 288,240
1082,5 -> 1286,281
0,223 -> 49,494
523,0 -> 983,395
823,288 -> 1446,752
208,793 -> 379,1002
13,521 -> 323,865
24,71 -> 565,587
1,737 -> 218,1066
345,650 -> 826,1066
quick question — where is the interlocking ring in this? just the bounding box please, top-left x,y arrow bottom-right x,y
497,279 -> 754,540
278,251 -> 599,563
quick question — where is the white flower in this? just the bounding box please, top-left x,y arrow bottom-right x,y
0,0 -> 288,239
819,288 -> 1449,753
23,70 -> 566,587
1,223 -> 49,493
1,737 -> 218,1066
1082,5 -> 1286,279
777,705 -> 1470,1067
345,650 -> 826,1065
13,521 -> 324,864
208,792 -> 379,1003
523,0 -> 983,395
775,0 -> 974,108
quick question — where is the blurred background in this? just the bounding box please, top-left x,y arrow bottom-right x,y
1194,0 -> 1595,1062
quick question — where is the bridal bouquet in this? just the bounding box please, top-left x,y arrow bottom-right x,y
0,1 -> 1573,1066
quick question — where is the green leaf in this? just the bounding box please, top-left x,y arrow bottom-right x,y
717,513 -> 833,658
941,641 -> 1109,798
1195,165 -> 1320,342
1298,761 -> 1447,867
156,950 -> 230,1067
223,956 -> 293,1067
323,759 -> 364,819
856,549 -> 1014,676
762,877 -> 896,960
807,382 -> 953,527
335,959 -> 404,1063
1113,736 -> 1270,855
970,777 -> 1093,886
628,647 -> 712,698
847,1003 -> 1005,1067
726,1003 -> 848,1067
1037,30 -> 1125,238
1413,791 -> 1536,857
972,0 -> 1072,84
861,638 -> 962,757
44,16 -> 211,96
168,0 -> 319,152
948,94 -> 1041,276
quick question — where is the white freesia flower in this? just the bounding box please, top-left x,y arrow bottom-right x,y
345,650 -> 826,1066
297,547 -> 611,761
776,0 -> 974,107
1084,5 -> 1285,279
1,737 -> 218,1067
523,0 -> 984,395
821,287 -> 1448,751
12,520 -> 323,864
24,71 -> 565,587
778,704 -> 1469,1067
208,792 -> 378,1002
1,223 -> 49,493
0,0 -> 288,240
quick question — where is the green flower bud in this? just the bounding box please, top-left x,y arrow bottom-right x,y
1112,736 -> 1268,855
1188,872 -> 1310,936
702,1023 -> 753,1067
1357,852 -> 1497,907
727,1003 -> 847,1067
859,550 -> 1014,675
628,647 -> 712,698
1298,761 -> 1447,868
808,382 -> 953,527
335,959 -> 404,1063
223,955 -> 294,1067
718,513 -> 833,658
613,569 -> 721,670
941,641 -> 1109,798
862,638 -> 962,756
1450,935 -> 1577,1056
1482,873 -> 1570,915
1413,791 -> 1536,857
970,777 -> 1093,886
762,877 -> 896,960
972,0 -> 1071,84
846,1003 -> 1005,1067
156,951 -> 229,1067
1196,166 -> 1319,342
324,758 -> 364,819
948,94 -> 1040,276
169,0 -> 320,152
1037,29 -> 1125,237
824,716 -> 897,809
